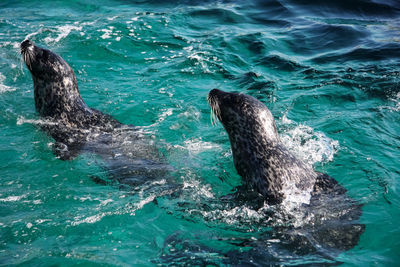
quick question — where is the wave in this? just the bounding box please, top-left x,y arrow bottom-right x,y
188,7 -> 246,24
24,24 -> 84,45
313,43 -> 400,64
284,0 -> 400,18
256,54 -> 308,72
287,23 -> 369,55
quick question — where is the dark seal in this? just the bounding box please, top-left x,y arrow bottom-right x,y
204,88 -> 365,262
20,40 -> 171,185
208,88 -> 347,205
20,39 -> 122,158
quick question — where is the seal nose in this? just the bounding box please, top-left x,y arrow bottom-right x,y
209,88 -> 225,98
20,39 -> 33,51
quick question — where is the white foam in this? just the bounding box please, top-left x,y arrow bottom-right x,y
35,219 -> 52,224
0,195 -> 26,202
201,205 -> 265,225
187,52 -> 212,73
380,92 -> 400,112
182,45 -> 221,74
393,93 -> 400,111
44,25 -> 83,44
198,199 -> 314,229
71,180 -> 172,226
99,28 -> 112,39
0,73 -> 16,93
100,199 -> 113,206
71,213 -> 106,225
98,26 -> 121,40
180,138 -> 221,155
0,41 -> 20,49
129,195 -> 157,215
157,108 -> 173,122
33,199 -> 42,205
158,87 -> 174,98
282,179 -> 312,205
183,178 -> 214,199
25,29 -> 44,41
107,16 -> 118,21
17,116 -> 58,126
280,123 -> 339,166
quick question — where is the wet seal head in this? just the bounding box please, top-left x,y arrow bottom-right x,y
20,40 -> 122,129
208,89 -> 322,204
21,40 -> 85,119
208,88 -> 279,143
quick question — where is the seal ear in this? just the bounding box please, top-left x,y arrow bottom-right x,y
52,141 -> 82,160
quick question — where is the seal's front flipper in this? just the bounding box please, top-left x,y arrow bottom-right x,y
52,141 -> 82,160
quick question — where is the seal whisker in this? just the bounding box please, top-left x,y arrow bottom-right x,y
210,100 -> 216,126
12,48 -> 24,73
207,94 -> 222,127
207,94 -> 214,126
20,40 -> 35,70
208,95 -> 216,126
27,48 -> 34,68
19,54 -> 24,73
22,50 -> 29,67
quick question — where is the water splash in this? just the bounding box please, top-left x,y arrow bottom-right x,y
280,116 -> 339,166
44,25 -> 83,44
16,116 -> 58,126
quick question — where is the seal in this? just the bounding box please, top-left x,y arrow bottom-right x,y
206,88 -> 364,260
208,88 -> 346,205
20,39 -> 124,159
20,40 -> 171,185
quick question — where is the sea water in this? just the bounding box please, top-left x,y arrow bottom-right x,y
0,0 -> 399,265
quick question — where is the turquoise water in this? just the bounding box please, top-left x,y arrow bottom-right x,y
1,0 -> 400,265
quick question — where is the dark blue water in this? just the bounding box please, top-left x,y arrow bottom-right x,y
0,0 -> 399,265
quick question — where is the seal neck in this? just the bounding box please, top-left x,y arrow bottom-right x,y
33,74 -> 85,117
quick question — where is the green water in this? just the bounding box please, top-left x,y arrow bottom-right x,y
1,0 -> 400,265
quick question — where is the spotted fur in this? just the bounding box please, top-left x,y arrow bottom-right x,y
208,89 -> 331,204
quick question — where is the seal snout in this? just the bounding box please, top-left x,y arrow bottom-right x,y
20,39 -> 33,52
208,89 -> 224,126
209,88 -> 224,98
20,39 -> 36,68
208,88 -> 224,104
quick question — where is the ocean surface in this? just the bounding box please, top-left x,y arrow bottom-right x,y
1,0 -> 399,266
